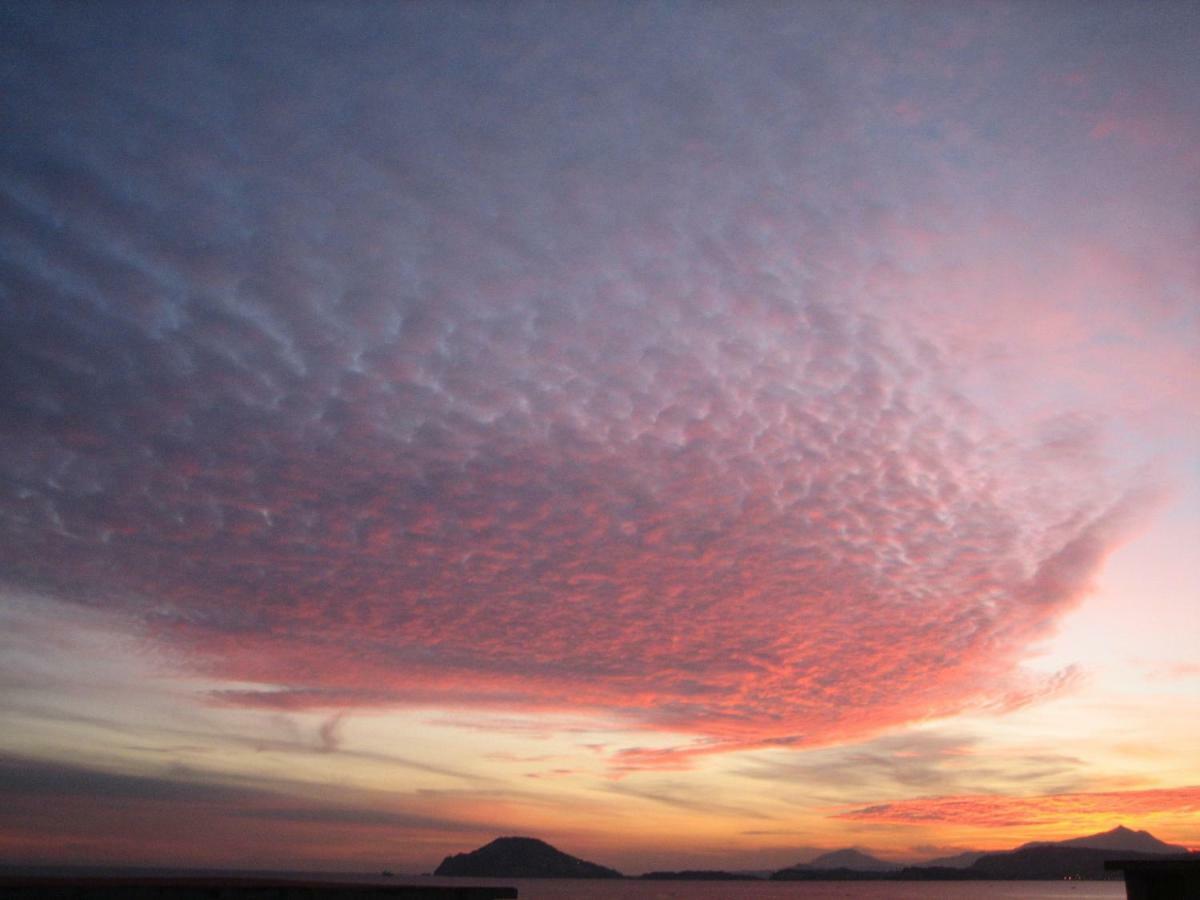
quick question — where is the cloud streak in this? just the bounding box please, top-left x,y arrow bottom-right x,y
837,786 -> 1200,828
0,753 -> 498,867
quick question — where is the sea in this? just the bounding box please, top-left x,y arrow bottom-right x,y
0,869 -> 1128,899
388,876 -> 1126,899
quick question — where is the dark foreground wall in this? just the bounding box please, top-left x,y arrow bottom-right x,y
0,878 -> 517,900
1105,859 -> 1200,900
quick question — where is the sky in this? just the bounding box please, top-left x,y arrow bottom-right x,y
0,0 -> 1198,876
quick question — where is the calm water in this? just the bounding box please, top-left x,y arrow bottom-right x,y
6,870 -> 1126,900
387,876 -> 1126,900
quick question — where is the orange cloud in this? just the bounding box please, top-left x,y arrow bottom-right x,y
837,786 -> 1200,828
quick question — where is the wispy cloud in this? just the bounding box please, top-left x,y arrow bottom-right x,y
0,753 -> 499,867
737,730 -> 1087,800
603,778 -> 775,820
837,786 -> 1200,828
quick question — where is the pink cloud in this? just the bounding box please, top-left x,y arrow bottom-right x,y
1,0 -> 1191,773
125,304 -> 1155,763
6,258 -> 1166,767
837,786 -> 1200,828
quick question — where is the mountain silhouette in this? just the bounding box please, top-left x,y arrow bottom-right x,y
1020,825 -> 1188,855
434,837 -> 622,879
807,849 -> 901,871
916,825 -> 1185,869
436,827 -> 1189,882
772,847 -> 901,879
920,850 -> 985,868
966,845 -> 1183,880
770,825 -> 1192,881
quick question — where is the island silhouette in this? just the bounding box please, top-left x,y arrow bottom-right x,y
434,825 -> 1195,882
434,837 -> 622,879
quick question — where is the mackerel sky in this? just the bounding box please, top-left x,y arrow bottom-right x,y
1,0 -> 1197,873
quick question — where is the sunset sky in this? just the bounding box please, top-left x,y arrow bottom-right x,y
1,0 -> 1198,875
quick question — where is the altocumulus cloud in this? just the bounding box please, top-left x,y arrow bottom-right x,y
0,4 -> 1172,759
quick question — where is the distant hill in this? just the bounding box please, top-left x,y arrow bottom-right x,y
435,828 -> 1190,882
960,827 -> 1193,881
1021,825 -> 1189,855
920,850 -> 985,868
772,847 -> 901,879
914,824 -> 1184,871
640,870 -> 761,880
435,837 -> 622,879
966,845 -> 1180,880
768,826 -> 1195,882
808,849 -> 901,871
772,867 -> 900,881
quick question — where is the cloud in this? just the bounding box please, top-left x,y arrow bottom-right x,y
0,755 -> 250,805
603,778 -> 774,820
316,713 -> 344,753
0,2 -> 1192,766
0,753 -> 497,867
983,665 -> 1089,715
837,785 -> 1200,828
736,730 -> 1087,799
